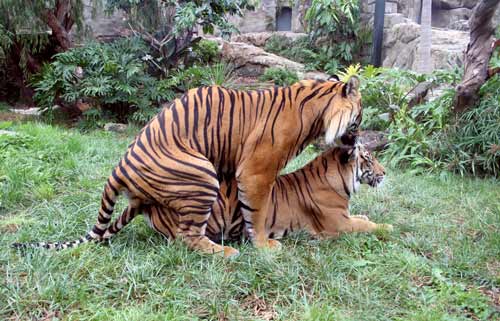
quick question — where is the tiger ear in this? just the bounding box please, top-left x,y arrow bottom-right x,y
342,76 -> 360,98
328,74 -> 340,81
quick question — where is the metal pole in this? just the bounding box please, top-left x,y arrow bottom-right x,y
371,0 -> 385,67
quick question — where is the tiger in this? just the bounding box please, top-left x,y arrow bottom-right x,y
13,77 -> 363,257
142,144 -> 392,255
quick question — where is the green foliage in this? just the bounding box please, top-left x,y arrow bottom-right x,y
383,74 -> 500,177
384,90 -> 454,172
191,39 -> 220,64
259,67 -> 299,86
305,0 -> 367,65
168,63 -> 236,91
264,35 -> 341,74
32,38 -> 171,123
360,67 -> 424,130
440,75 -> 500,176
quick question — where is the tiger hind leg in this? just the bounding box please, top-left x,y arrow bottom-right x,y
160,153 -> 239,258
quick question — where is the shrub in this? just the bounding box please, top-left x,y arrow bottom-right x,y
305,0 -> 368,65
360,67 -> 424,130
259,68 -> 299,86
168,63 -> 235,91
440,75 -> 500,176
191,39 -> 220,64
32,37 -> 173,123
383,74 -> 500,177
264,35 -> 340,74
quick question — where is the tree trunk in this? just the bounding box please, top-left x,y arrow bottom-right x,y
416,0 -> 432,74
42,0 -> 74,51
453,0 -> 500,113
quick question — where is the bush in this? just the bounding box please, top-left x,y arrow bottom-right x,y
259,67 -> 299,86
383,74 -> 500,177
264,35 -> 340,74
191,39 -> 220,64
440,76 -> 500,176
168,63 -> 235,91
360,67 -> 424,130
305,0 -> 369,65
32,37 -> 173,123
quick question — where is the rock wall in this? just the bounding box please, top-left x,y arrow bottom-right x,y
79,0 -> 129,41
382,18 -> 469,71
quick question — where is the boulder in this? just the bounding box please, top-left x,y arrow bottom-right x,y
433,0 -> 477,10
382,22 -> 469,71
9,107 -> 42,116
211,37 -> 329,80
433,7 -> 472,29
0,130 -> 17,137
231,32 -> 307,47
104,123 -> 127,133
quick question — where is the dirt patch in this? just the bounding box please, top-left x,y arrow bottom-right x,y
1,223 -> 19,233
240,294 -> 277,321
478,286 -> 500,309
487,260 -> 500,278
0,112 -> 28,122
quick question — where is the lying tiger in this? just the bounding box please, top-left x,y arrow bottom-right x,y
14,144 -> 392,257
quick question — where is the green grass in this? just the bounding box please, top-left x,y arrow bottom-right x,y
1,121 -> 499,320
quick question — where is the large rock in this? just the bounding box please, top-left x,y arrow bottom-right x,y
231,32 -> 306,47
211,37 -> 329,80
382,22 -> 469,71
433,0 -> 477,10
433,7 -> 472,29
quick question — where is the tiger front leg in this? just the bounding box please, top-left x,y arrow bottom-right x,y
237,172 -> 281,250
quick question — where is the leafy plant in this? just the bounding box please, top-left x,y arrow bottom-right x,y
264,35 -> 341,74
337,63 -> 362,82
259,67 -> 299,86
305,0 -> 365,65
32,37 -> 171,123
203,63 -> 235,87
191,39 -> 220,64
439,75 -> 500,177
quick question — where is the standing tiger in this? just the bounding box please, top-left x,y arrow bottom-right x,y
13,78 -> 363,256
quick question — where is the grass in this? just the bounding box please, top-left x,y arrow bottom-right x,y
0,121 -> 499,320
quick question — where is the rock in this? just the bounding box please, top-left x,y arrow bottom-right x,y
407,81 -> 433,108
449,20 -> 470,31
104,123 -> 127,133
9,107 -> 42,116
384,14 -> 412,29
382,22 -> 469,71
0,130 -> 17,136
433,7 -> 472,29
359,130 -> 388,152
231,31 -> 307,47
433,0 -> 477,10
211,37 -> 329,80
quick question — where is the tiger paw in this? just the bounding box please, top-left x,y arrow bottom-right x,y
255,239 -> 282,250
222,246 -> 240,258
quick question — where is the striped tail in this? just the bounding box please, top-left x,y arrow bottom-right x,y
12,179 -> 121,251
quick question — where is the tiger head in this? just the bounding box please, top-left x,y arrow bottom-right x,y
323,76 -> 363,146
336,144 -> 385,191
